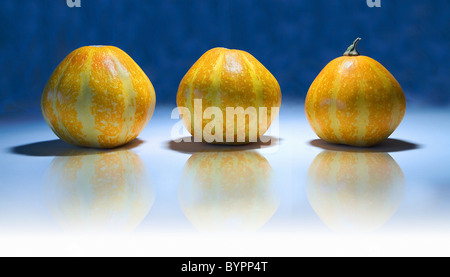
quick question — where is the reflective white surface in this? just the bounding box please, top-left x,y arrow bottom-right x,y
0,105 -> 449,256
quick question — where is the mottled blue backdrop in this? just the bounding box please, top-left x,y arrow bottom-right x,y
0,0 -> 449,113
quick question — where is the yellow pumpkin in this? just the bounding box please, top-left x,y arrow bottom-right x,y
44,149 -> 154,231
41,46 -> 156,148
306,151 -> 405,232
176,47 -> 282,144
305,38 -> 406,147
178,151 -> 279,232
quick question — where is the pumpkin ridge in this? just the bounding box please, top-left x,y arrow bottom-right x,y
366,60 -> 395,144
211,51 -> 225,108
47,50 -> 80,145
186,50 -> 211,131
239,52 -> 264,135
75,48 -> 100,147
355,73 -> 370,146
329,61 -> 346,143
108,49 -> 138,145
55,49 -> 91,145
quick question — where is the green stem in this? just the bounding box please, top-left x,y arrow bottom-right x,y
343,38 -> 361,56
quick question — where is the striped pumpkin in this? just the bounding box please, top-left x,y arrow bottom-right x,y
307,151 -> 405,232
44,149 -> 155,231
41,46 -> 156,148
305,38 -> 406,147
178,151 -> 279,232
176,47 -> 282,144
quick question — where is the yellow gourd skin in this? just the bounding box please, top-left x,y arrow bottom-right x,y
176,47 -> 282,144
305,39 -> 406,147
41,46 -> 156,148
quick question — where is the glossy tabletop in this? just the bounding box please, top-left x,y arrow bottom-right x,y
0,105 -> 449,256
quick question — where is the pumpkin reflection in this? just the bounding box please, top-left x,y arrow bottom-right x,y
307,151 -> 404,232
178,151 -> 278,233
44,150 -> 154,232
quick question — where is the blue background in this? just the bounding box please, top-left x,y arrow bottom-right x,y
0,0 -> 449,114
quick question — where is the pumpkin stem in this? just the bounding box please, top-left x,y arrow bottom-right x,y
344,38 -> 361,56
